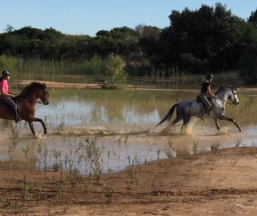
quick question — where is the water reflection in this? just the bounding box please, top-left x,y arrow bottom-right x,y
32,89 -> 257,130
35,100 -> 161,127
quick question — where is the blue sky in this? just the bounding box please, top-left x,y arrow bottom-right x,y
0,0 -> 256,36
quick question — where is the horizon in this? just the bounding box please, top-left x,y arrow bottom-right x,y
0,0 -> 256,36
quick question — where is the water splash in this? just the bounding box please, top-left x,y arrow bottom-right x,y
57,126 -> 150,137
35,132 -> 47,139
183,125 -> 194,135
217,127 -> 231,136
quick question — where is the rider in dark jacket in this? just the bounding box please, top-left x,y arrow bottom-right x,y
199,73 -> 218,116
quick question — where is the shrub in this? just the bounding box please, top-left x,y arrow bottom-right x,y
104,54 -> 127,88
88,54 -> 127,89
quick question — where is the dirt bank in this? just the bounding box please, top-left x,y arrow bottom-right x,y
1,147 -> 257,215
13,80 -> 143,90
12,79 -> 257,92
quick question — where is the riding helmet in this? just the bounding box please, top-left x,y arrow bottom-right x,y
206,73 -> 213,80
2,70 -> 11,77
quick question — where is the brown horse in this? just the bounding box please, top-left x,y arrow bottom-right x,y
0,82 -> 49,135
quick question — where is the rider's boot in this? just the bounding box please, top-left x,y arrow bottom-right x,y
14,109 -> 22,123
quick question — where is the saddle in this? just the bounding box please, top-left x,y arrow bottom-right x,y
0,97 -> 21,114
195,96 -> 213,109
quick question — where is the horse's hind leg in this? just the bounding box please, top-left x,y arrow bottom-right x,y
170,116 -> 181,127
214,118 -> 220,130
181,116 -> 191,131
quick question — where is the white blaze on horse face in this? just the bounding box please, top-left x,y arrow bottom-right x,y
233,90 -> 239,104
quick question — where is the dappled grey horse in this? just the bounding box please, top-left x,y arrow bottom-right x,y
156,86 -> 242,132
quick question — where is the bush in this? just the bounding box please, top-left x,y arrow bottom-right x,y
88,54 -> 127,89
104,54 -> 127,88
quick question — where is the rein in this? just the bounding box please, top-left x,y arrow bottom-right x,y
23,99 -> 42,104
15,97 -> 42,104
215,97 -> 234,105
216,98 -> 233,104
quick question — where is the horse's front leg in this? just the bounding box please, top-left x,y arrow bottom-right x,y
217,115 -> 242,132
32,117 -> 47,135
214,118 -> 220,130
28,121 -> 35,136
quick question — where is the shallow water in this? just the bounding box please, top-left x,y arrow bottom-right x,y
0,89 -> 257,174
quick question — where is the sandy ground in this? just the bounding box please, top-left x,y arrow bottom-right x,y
13,79 -> 257,93
13,80 -> 103,90
1,147 -> 257,215
13,80 -> 137,90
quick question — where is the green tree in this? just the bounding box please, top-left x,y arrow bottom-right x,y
248,9 -> 257,28
96,30 -> 111,37
135,24 -> 145,37
87,55 -> 106,77
239,45 -> 257,84
4,24 -> 14,33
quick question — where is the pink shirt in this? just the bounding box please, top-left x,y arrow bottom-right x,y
0,79 -> 9,96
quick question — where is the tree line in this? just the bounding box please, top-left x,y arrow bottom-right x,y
1,3 -> 257,83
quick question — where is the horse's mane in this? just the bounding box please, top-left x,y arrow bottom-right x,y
19,82 -> 46,97
214,85 -> 233,95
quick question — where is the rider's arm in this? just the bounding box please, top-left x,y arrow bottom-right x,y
8,91 -> 15,95
207,85 -> 218,98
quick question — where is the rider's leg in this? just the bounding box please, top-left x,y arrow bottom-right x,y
199,94 -> 211,115
2,96 -> 21,122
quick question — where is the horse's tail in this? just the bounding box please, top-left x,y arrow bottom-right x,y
156,103 -> 178,127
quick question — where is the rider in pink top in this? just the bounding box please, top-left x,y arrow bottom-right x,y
0,70 -> 21,122
0,79 -> 9,95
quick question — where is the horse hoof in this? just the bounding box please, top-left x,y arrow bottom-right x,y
44,129 -> 47,135
239,128 -> 243,132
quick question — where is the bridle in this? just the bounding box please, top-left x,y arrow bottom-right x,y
214,87 -> 238,105
41,89 -> 49,105
226,87 -> 238,105
231,88 -> 239,105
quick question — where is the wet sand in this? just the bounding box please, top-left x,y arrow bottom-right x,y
0,147 -> 257,215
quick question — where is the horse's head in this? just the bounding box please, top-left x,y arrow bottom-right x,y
228,87 -> 239,105
215,86 -> 239,105
19,82 -> 49,105
38,83 -> 49,105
